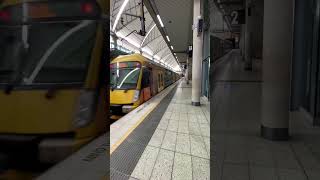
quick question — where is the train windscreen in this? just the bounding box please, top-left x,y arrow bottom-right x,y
110,61 -> 141,90
0,1 -> 100,85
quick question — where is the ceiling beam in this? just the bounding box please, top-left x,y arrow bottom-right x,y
144,0 -> 180,67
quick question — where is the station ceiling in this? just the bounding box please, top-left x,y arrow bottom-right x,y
110,0 -> 181,71
147,0 -> 193,64
110,0 -> 243,69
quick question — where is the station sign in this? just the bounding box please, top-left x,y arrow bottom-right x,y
230,9 -> 245,25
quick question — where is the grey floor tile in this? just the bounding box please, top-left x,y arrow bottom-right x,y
192,156 -> 210,180
222,164 -> 249,180
224,144 -> 248,164
305,169 -> 320,180
197,114 -> 208,124
278,169 -> 307,180
212,162 -> 223,180
189,122 -> 202,136
163,112 -> 172,119
161,130 -> 177,151
187,114 -> 198,123
179,113 -> 188,122
203,137 -> 210,157
178,121 -> 189,134
167,120 -> 179,132
291,142 -> 320,171
248,148 -> 274,167
131,146 -> 160,180
171,113 -> 180,121
157,119 -> 169,130
274,149 -> 301,170
250,166 -> 277,180
172,153 -> 192,180
190,135 -> 209,159
150,149 -> 175,180
149,129 -> 166,147
199,123 -> 210,137
175,133 -> 191,154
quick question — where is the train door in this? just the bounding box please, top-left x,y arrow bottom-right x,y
161,72 -> 164,90
157,73 -> 161,92
141,67 -> 152,102
157,71 -> 164,92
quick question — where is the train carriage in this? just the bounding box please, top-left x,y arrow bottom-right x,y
110,53 -> 179,118
0,0 -> 108,165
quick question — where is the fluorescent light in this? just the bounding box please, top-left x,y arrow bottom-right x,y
141,24 -> 157,47
171,46 -> 173,50
157,15 -> 164,27
154,55 -> 160,60
112,0 -> 130,31
166,35 -> 170,42
141,47 -> 153,56
116,31 -> 140,48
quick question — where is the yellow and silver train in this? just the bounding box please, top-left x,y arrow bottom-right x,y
0,0 -> 108,166
110,53 -> 179,118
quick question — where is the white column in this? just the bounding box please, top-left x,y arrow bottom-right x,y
191,0 -> 203,106
261,0 -> 294,140
186,56 -> 189,84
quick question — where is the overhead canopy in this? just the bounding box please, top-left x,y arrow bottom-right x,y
110,0 -> 181,72
149,0 -> 193,64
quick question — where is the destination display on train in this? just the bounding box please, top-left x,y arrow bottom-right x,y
0,1 -> 101,24
28,1 -> 100,19
110,62 -> 141,69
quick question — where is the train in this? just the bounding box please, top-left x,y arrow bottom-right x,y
110,53 -> 179,118
0,0 -> 108,167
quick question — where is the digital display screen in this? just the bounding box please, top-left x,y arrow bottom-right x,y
110,62 -> 141,69
28,3 -> 56,19
0,1 -> 101,24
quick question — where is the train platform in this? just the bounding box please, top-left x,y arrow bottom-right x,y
110,80 -> 210,180
211,50 -> 320,180
36,133 -> 108,180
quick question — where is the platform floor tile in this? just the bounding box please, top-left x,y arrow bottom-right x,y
130,81 -> 210,180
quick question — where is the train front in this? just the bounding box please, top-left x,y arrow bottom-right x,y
110,56 -> 143,120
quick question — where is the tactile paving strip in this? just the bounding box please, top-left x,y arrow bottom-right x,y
110,86 -> 177,180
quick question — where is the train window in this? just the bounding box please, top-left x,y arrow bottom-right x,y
141,68 -> 150,88
0,20 -> 97,85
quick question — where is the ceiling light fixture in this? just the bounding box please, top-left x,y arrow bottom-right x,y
166,35 -> 170,42
157,15 -> 164,27
112,0 -> 130,31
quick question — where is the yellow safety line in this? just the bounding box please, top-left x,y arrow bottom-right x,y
110,98 -> 163,154
110,82 -> 179,155
110,103 -> 157,154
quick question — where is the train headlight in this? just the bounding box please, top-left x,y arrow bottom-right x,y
132,90 -> 140,103
73,90 -> 97,128
122,105 -> 133,113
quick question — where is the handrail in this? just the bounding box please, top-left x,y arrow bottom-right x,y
203,56 -> 210,61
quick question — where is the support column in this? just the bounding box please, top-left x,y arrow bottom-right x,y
191,0 -> 203,106
261,0 -> 294,140
186,56 -> 189,84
